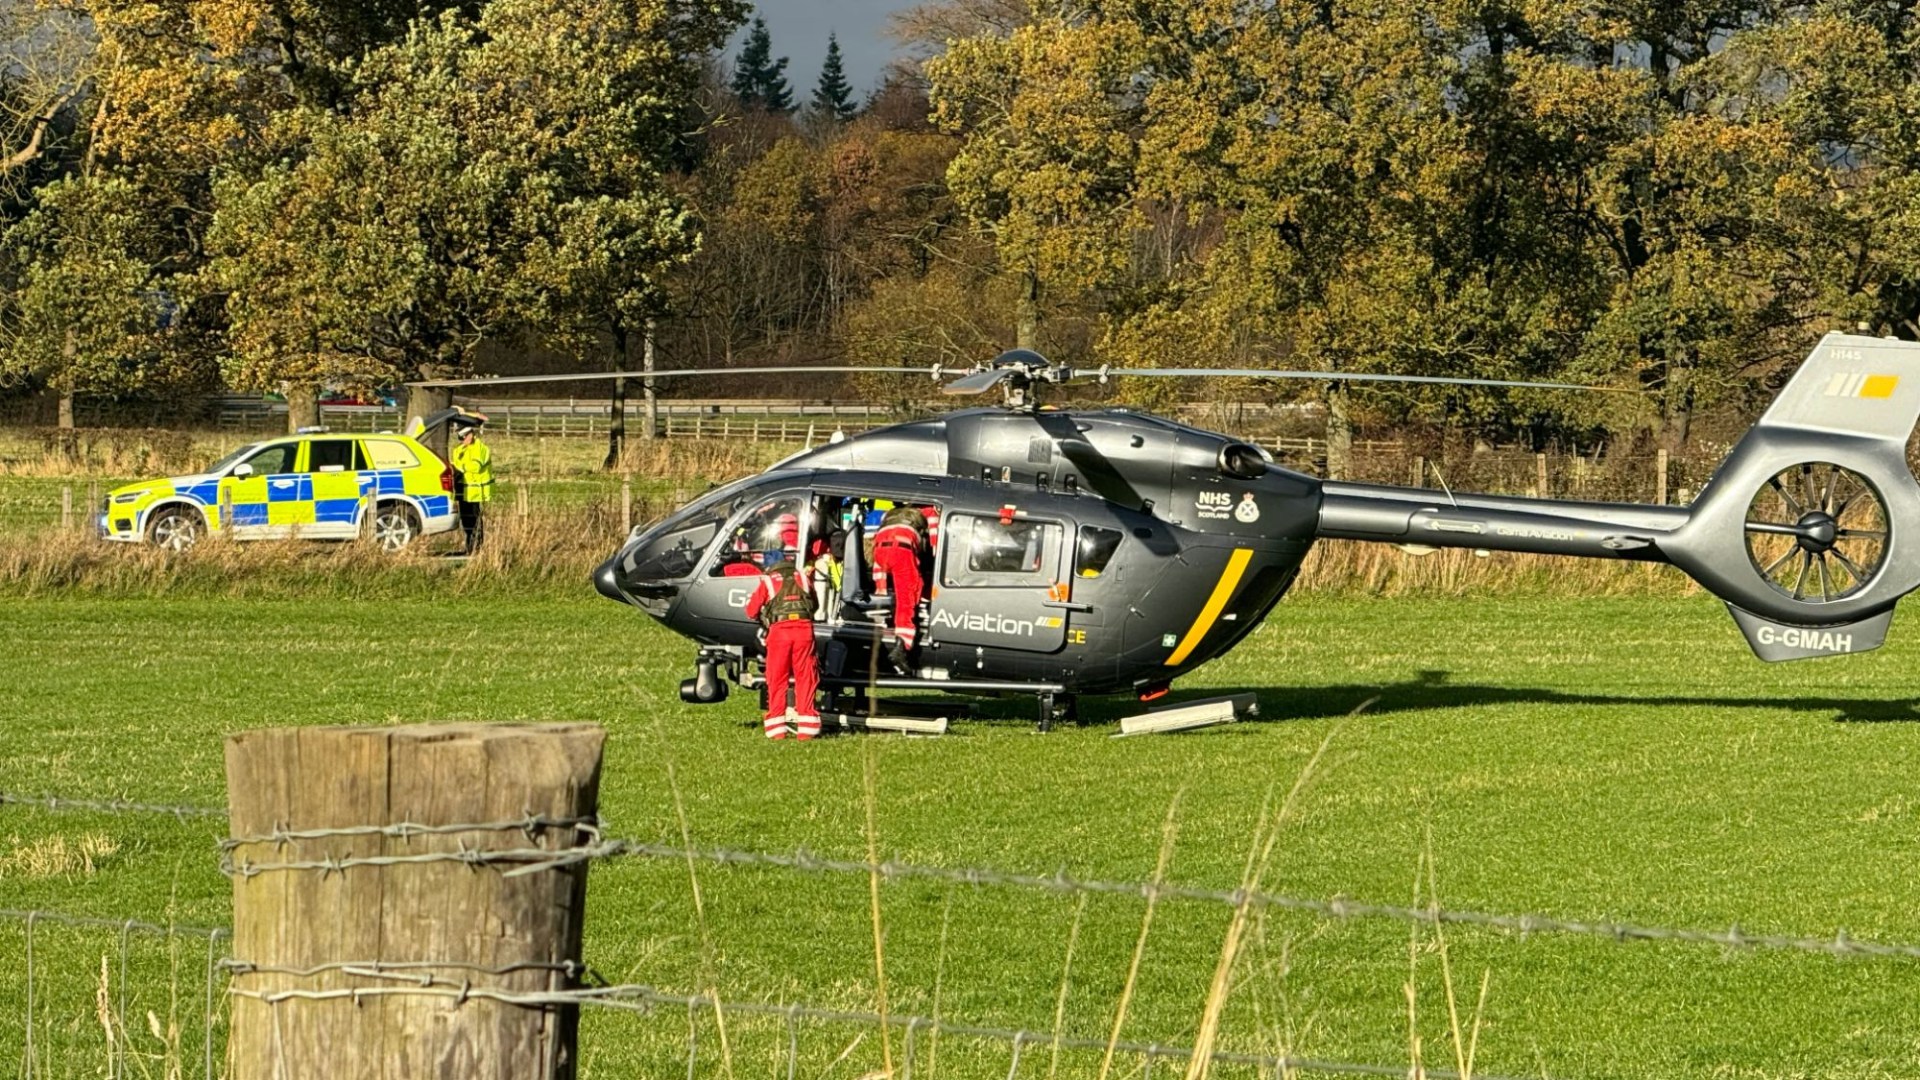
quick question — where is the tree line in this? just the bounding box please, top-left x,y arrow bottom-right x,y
1,0 -> 1916,462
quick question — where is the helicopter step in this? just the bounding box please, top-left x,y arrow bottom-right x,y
821,695 -> 959,717
823,704 -> 951,736
1114,693 -> 1258,737
823,674 -> 1071,732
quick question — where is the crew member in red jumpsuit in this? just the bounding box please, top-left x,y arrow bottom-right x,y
744,549 -> 820,740
872,505 -> 926,673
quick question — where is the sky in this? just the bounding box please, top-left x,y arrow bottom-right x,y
730,0 -> 926,103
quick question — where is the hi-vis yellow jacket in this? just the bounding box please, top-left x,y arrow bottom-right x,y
452,438 -> 494,504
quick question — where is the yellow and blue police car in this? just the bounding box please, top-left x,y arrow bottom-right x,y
100,429 -> 458,551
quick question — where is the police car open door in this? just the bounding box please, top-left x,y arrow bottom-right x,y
929,512 -> 1069,652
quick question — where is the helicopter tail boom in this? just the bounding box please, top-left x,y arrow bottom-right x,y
1317,485 -> 1686,561
1316,333 -> 1920,659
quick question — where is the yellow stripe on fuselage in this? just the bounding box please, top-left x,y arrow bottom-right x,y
1165,548 -> 1254,666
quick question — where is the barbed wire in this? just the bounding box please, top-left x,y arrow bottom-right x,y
219,835 -> 1920,963
222,958 -> 580,982
0,791 -> 226,820
218,814 -> 600,852
223,843 -> 597,878
225,978 -> 1535,1080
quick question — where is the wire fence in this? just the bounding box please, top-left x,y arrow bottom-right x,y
3,907 -> 228,1080
11,789 -> 1920,1078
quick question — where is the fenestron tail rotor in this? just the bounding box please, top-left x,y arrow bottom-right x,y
1744,462 -> 1890,605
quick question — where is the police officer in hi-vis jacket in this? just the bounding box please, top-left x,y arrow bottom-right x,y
450,419 -> 492,554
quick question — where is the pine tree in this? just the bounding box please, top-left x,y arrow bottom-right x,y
811,33 -> 857,122
730,16 -> 793,112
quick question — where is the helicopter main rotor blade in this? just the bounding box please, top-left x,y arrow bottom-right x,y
942,368 -> 1016,396
408,365 -> 937,389
1093,368 -> 1633,393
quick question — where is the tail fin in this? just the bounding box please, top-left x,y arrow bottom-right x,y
1669,332 -> 1920,655
1751,334 -> 1920,442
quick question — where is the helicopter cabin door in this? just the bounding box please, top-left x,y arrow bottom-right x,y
929,512 -> 1068,653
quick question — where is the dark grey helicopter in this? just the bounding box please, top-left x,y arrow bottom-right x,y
416,332 -> 1920,727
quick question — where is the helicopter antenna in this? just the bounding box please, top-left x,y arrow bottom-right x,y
1427,459 -> 1460,508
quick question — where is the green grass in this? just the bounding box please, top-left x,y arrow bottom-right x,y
4,592 -> 1920,1078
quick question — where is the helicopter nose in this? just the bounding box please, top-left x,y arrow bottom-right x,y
592,554 -> 634,605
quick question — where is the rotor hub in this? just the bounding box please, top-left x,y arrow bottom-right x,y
1794,511 -> 1838,553
1789,507 -> 1835,549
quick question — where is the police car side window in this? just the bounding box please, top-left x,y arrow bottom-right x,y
244,444 -> 297,475
308,440 -> 361,472
364,441 -> 418,470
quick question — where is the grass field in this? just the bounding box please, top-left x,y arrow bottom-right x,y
4,586 -> 1920,1079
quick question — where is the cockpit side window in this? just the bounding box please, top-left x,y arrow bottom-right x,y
628,509 -> 726,582
711,494 -> 814,575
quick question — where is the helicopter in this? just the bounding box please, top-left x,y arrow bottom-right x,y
414,332 -> 1920,729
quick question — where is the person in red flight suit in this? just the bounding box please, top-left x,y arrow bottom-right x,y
873,505 -> 926,673
774,511 -> 801,550
744,549 -> 820,740
719,549 -> 761,577
920,504 -> 941,552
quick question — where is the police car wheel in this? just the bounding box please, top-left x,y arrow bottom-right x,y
147,508 -> 201,550
371,505 -> 419,553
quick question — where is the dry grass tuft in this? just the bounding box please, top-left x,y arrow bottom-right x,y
2,519 -> 1704,602
0,831 -> 120,879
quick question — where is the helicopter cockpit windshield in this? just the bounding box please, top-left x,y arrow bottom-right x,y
619,477 -> 769,588
625,503 -> 728,583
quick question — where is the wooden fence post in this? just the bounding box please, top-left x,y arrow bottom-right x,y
60,485 -> 72,530
1535,453 -> 1549,500
621,474 -> 632,533
1411,456 -> 1425,488
517,483 -> 531,521
225,723 -> 605,1080
1656,448 -> 1670,505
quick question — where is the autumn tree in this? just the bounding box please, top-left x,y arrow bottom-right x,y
0,2 -> 97,201
0,175 -> 212,426
1711,2 -> 1920,340
926,14 -> 1149,351
202,0 -> 743,429
925,0 -> 1870,460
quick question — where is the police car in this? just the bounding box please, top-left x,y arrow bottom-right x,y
100,429 -> 458,551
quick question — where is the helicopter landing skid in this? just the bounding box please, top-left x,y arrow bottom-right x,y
706,643 -> 1073,732
819,675 -> 1072,732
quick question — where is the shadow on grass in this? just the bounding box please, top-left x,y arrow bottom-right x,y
1135,669 -> 1920,726
742,668 -> 1920,735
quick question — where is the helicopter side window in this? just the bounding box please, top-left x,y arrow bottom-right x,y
712,496 -> 812,575
1075,526 -> 1123,578
945,514 -> 1062,586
